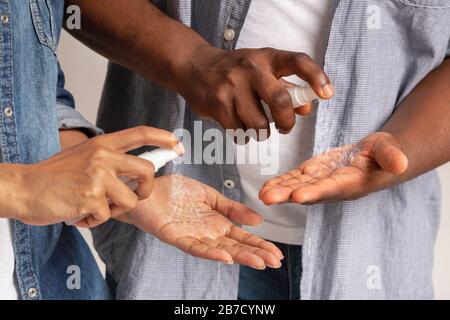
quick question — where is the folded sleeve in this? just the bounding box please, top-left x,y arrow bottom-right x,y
56,62 -> 103,137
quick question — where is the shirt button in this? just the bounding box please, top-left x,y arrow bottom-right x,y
4,107 -> 13,118
224,179 -> 236,189
224,28 -> 235,41
1,15 -> 9,24
27,287 -> 38,298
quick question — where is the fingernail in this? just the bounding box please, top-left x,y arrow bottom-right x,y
269,262 -> 282,269
256,265 -> 266,270
279,129 -> 292,135
224,260 -> 234,265
321,83 -> 334,99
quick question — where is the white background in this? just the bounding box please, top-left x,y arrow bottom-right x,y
58,31 -> 450,299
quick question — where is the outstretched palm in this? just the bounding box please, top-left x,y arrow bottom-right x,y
123,174 -> 283,270
260,132 -> 408,205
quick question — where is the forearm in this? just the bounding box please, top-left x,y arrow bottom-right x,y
65,0 -> 213,92
382,58 -> 450,182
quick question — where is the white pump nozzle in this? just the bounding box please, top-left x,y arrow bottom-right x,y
262,85 -> 319,123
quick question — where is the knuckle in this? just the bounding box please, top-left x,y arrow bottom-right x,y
238,55 -> 258,69
136,125 -> 152,143
91,147 -> 110,160
294,52 -> 312,67
211,86 -> 232,107
85,164 -> 106,179
81,182 -> 104,200
251,119 -> 269,130
260,47 -> 277,59
270,89 -> 292,110
222,69 -> 238,86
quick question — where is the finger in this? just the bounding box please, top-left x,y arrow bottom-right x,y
205,237 -> 282,269
253,73 -> 295,134
79,199 -> 111,228
370,133 -> 408,175
103,152 -> 156,200
259,184 -> 296,205
290,167 -> 372,204
175,236 -> 233,264
270,50 -> 334,99
259,169 -> 306,204
96,126 -> 180,153
294,103 -> 312,116
105,175 -> 140,216
227,225 -> 284,260
209,188 -> 263,226
201,237 -> 267,270
234,86 -> 271,141
290,177 -> 341,203
214,101 -> 246,131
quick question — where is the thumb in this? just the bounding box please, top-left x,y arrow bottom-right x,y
371,133 -> 408,175
209,186 -> 263,226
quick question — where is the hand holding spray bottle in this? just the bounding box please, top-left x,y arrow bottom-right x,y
65,143 -> 184,226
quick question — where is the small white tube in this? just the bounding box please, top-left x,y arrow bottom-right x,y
65,144 -> 183,226
262,85 -> 319,123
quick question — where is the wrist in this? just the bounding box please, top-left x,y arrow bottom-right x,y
0,164 -> 31,220
59,129 -> 89,150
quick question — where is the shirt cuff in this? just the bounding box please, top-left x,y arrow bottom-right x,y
56,103 -> 103,137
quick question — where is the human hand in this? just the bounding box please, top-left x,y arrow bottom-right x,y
120,174 -> 284,270
177,47 -> 334,138
260,132 -> 408,205
13,126 -> 181,227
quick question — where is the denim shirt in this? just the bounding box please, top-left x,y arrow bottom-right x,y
94,0 -> 450,300
0,0 -> 110,299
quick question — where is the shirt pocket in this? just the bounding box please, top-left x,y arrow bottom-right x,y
29,0 -> 58,52
398,0 -> 450,8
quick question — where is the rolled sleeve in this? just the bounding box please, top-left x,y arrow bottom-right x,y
56,103 -> 103,137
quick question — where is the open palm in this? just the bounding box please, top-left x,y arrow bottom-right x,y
122,174 -> 283,270
260,132 -> 408,205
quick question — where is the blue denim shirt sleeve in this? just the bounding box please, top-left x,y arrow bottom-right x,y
56,62 -> 103,137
